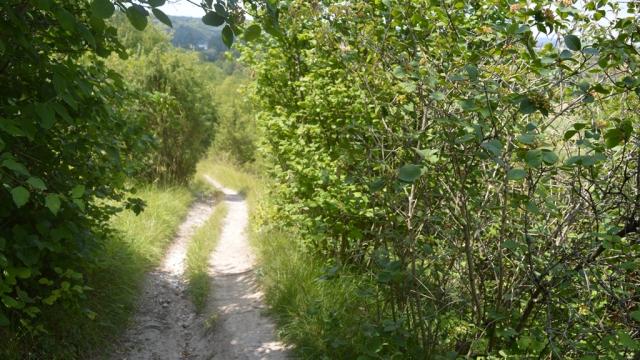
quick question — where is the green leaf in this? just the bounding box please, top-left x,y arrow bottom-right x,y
52,72 -> 68,95
459,99 -> 477,111
34,103 -> 55,129
604,128 -> 624,148
214,3 -> 227,16
27,177 -> 46,191
202,12 -> 225,27
517,133 -> 536,145
55,8 -> 76,32
507,168 -> 526,181
2,159 -> 30,176
455,133 -> 476,144
630,310 -> 640,322
45,194 -> 61,215
541,150 -> 559,165
559,49 -> 573,60
564,129 -> 578,140
398,164 -> 422,183
1,295 -> 23,310
619,332 -> 639,349
431,91 -> 445,101
11,187 -> 30,208
78,24 -> 96,48
148,0 -> 165,6
91,0 -> 114,19
464,64 -> 479,80
14,268 -> 31,279
369,179 -> 385,192
564,34 -> 582,51
126,5 -> 148,31
0,311 -> 8,327
244,24 -> 261,41
525,149 -> 543,168
414,148 -> 438,163
480,139 -> 503,157
502,240 -> 518,250
519,98 -> 536,114
565,155 -> 583,166
70,185 -> 85,198
401,81 -> 416,92
540,57 -> 555,65
152,8 -> 172,28
221,25 -> 234,48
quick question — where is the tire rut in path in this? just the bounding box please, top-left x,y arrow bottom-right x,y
112,179 -> 289,360
200,176 -> 289,360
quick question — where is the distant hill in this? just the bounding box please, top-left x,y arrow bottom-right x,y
157,16 -> 227,62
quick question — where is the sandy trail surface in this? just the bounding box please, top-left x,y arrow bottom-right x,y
203,176 -> 289,360
112,178 -> 289,360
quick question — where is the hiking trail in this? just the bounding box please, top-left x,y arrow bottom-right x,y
112,177 -> 288,359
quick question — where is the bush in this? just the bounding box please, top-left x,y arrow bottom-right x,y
0,0 -> 148,341
244,1 -> 640,357
210,73 -> 258,165
108,21 -> 220,184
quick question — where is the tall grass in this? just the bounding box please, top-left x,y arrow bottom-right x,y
196,155 -> 264,198
185,202 -> 227,311
82,187 -> 194,358
3,187 -> 195,359
253,227 -> 375,358
198,157 -> 376,358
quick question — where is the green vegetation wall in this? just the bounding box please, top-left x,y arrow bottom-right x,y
243,0 -> 640,357
0,0 -> 221,352
210,74 -> 258,164
0,0 -> 146,337
108,18 -> 220,184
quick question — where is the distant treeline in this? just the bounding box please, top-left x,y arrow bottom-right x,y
159,16 -> 228,62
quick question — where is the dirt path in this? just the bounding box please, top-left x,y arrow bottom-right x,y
112,179 -> 288,360
203,176 -> 289,359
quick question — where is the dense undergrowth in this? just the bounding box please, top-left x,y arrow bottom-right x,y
0,2 -> 247,356
1,187 -> 193,359
239,1 -> 640,358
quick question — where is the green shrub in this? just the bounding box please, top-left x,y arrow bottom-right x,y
0,0 -> 149,345
108,21 -> 221,184
1,186 -> 193,359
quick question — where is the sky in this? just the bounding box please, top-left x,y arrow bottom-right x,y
160,0 -> 204,18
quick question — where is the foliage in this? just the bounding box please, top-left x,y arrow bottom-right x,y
254,227 -> 378,359
107,20 -> 220,184
0,0 -> 149,342
243,0 -> 640,358
1,186 -> 193,358
0,0 -> 214,355
210,73 -> 259,165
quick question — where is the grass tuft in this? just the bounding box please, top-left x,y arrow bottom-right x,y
185,202 -> 228,311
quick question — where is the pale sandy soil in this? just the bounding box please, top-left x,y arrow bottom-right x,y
112,178 -> 289,360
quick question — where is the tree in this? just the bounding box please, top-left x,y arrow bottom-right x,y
0,0 -> 151,339
240,0 -> 640,357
